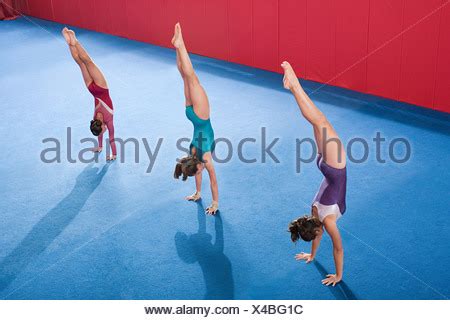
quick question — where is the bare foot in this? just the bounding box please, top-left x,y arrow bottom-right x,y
281,61 -> 301,91
62,27 -> 71,44
106,155 -> 117,162
91,147 -> 103,153
171,23 -> 184,49
67,29 -> 78,46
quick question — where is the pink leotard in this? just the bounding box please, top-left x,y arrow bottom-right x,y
88,82 -> 117,156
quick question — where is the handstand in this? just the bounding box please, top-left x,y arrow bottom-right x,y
62,27 -> 117,161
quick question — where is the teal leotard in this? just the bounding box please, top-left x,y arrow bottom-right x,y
186,105 -> 215,162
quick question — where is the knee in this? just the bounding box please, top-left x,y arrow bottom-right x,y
315,114 -> 329,128
186,73 -> 199,86
79,52 -> 92,63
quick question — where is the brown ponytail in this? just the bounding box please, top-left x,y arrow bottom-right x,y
288,215 -> 322,242
174,156 -> 202,181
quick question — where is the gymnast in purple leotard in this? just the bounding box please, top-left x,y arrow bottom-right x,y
281,62 -> 347,287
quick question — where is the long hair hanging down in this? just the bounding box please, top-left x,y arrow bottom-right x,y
288,215 -> 322,242
174,156 -> 201,181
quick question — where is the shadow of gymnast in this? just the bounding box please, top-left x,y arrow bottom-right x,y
175,201 -> 234,299
0,164 -> 109,295
313,260 -> 357,300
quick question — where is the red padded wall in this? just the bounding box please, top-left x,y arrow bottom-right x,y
204,0 -> 229,61
433,0 -> 450,112
13,0 -> 30,15
279,0 -> 307,76
146,0 -> 166,46
52,0 -> 81,27
125,0 -> 151,43
77,0 -> 98,31
253,0 -> 278,72
163,0 -> 182,47
399,0 -> 442,108
108,0 -> 128,38
366,0 -> 404,100
22,0 -> 450,113
178,0 -> 205,55
27,0 -> 53,20
334,0 -> 370,91
228,0 -> 253,66
306,0 -> 336,84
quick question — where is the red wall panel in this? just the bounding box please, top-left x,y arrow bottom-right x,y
125,0 -> 152,43
366,0 -> 404,100
146,0 -> 166,46
108,0 -> 128,38
178,0 -> 205,55
77,0 -> 98,31
163,0 -> 182,47
399,0 -> 442,108
334,0 -> 370,92
52,0 -> 81,27
306,0 -> 336,84
23,0 -> 450,113
433,0 -> 450,113
94,0 -> 114,35
279,0 -> 307,76
203,0 -> 229,61
253,0 -> 278,72
228,0 -> 253,66
27,0 -> 53,20
14,0 -> 30,15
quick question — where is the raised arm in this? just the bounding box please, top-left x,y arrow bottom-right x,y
105,121 -> 117,160
322,217 -> 344,286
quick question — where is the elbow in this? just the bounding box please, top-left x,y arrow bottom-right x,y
334,246 -> 344,255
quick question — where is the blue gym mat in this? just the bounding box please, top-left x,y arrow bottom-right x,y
0,17 -> 449,300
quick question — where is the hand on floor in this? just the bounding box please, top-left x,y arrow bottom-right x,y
186,192 -> 201,201
206,201 -> 218,215
295,252 -> 314,263
322,274 -> 341,287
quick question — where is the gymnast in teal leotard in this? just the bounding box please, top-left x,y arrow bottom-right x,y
186,105 -> 215,162
172,23 -> 219,215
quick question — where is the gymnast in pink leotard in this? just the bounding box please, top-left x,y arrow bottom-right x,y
62,27 -> 117,161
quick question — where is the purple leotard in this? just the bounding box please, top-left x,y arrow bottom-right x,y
313,154 -> 347,216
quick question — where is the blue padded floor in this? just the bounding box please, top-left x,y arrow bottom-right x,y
1,17 -> 449,300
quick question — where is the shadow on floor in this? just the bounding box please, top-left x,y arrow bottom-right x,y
175,201 -> 234,299
0,164 -> 109,294
313,260 -> 357,300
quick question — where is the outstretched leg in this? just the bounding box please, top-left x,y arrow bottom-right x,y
281,62 -> 346,168
175,50 -> 192,106
63,27 -> 92,86
172,23 -> 210,120
62,27 -> 108,89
